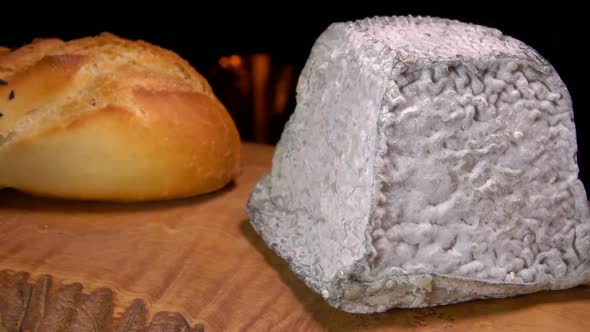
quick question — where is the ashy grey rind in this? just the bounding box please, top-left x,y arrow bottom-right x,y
246,15 -> 590,313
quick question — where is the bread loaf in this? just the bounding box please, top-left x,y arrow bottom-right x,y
0,33 -> 241,202
247,16 -> 590,313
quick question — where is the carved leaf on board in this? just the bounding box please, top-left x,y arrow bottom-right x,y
0,270 -> 205,332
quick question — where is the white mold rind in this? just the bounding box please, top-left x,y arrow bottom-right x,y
246,16 -> 590,313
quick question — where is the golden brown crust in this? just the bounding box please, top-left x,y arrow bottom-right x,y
0,38 -> 64,75
0,54 -> 88,134
0,33 -> 241,201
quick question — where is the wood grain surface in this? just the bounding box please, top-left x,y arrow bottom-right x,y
0,143 -> 589,331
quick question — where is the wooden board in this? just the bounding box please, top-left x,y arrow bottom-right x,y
0,143 -> 589,331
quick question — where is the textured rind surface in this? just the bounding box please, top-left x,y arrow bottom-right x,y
247,15 -> 590,313
371,60 -> 589,283
252,23 -> 395,289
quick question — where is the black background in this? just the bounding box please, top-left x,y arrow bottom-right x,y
2,2 -> 588,191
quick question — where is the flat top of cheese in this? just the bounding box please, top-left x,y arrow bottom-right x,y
342,16 -> 540,63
